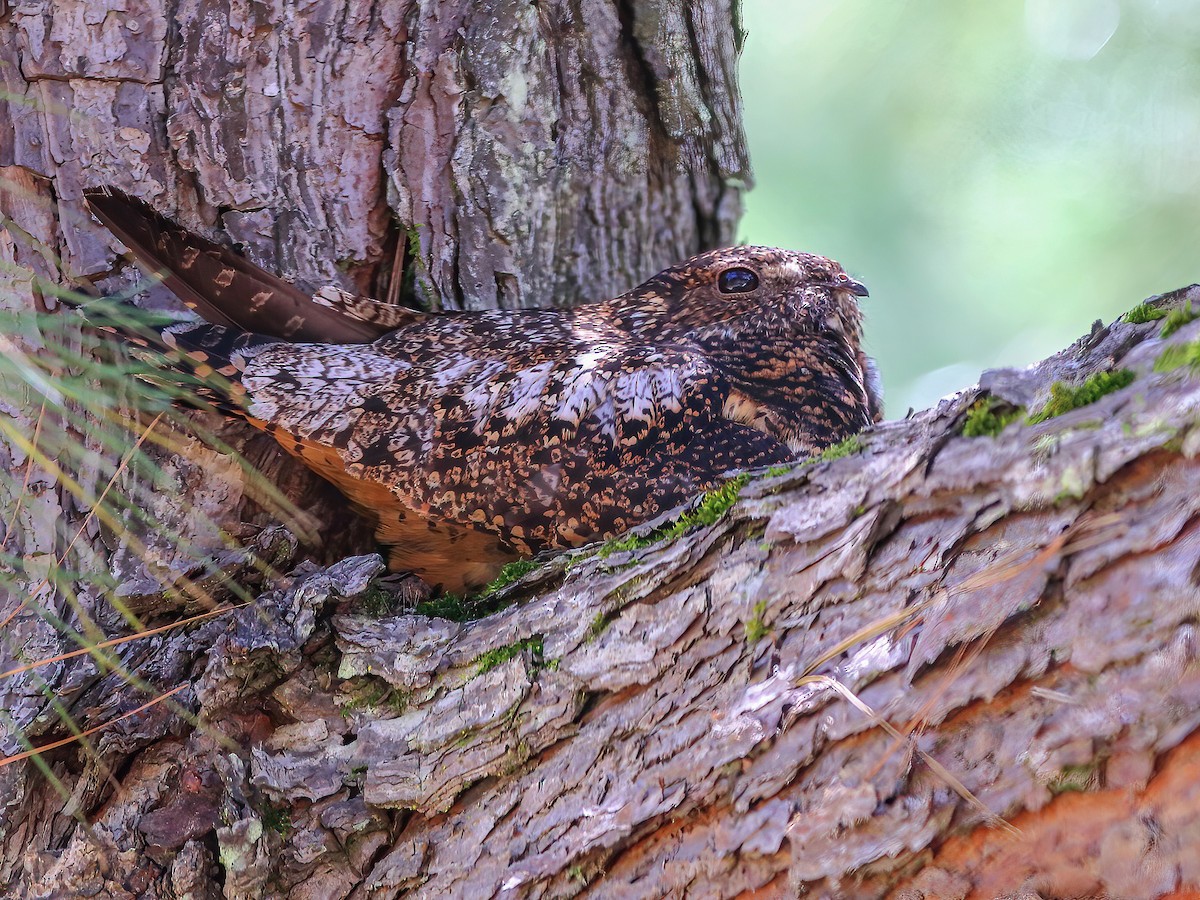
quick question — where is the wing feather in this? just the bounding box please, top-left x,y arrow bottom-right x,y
234,329 -> 793,556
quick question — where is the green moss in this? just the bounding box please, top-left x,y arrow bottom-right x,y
1027,369 -> 1135,424
355,585 -> 401,617
412,592 -> 464,620
961,397 -> 1026,438
586,611 -> 612,642
595,529 -> 663,558
1155,339 -> 1200,374
743,522 -> 767,541
483,559 -> 539,593
413,591 -> 500,622
598,473 -> 751,558
404,222 -> 423,259
260,804 -> 293,837
498,737 -> 534,776
593,435 -> 864,562
338,680 -> 408,716
413,560 -> 539,622
1123,302 -> 1167,324
672,473 -> 751,529
744,599 -> 770,643
1048,763 -> 1098,795
473,635 -> 544,676
561,548 -> 592,573
1160,302 -> 1199,338
812,434 -> 862,464
1054,464 -> 1089,503
1162,434 -> 1185,454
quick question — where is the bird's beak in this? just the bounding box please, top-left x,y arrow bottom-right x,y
841,277 -> 869,298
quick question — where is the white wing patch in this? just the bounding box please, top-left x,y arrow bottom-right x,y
459,360 -> 515,431
554,362 -> 613,428
499,360 -> 555,425
432,353 -> 484,389
244,344 -> 412,437
611,366 -> 687,424
550,347 -> 701,438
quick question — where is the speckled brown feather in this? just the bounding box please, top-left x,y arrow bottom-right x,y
84,187 -> 406,342
91,198 -> 880,592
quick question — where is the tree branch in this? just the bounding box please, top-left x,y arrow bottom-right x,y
11,286 -> 1200,897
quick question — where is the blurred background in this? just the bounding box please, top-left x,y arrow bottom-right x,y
739,0 -> 1200,414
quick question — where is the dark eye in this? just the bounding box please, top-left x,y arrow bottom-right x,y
718,267 -> 759,294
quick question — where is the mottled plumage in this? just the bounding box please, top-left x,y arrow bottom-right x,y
86,189 -> 881,591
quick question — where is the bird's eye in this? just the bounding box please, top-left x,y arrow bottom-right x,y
718,267 -> 759,294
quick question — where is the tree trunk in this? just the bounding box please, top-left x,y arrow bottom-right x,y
4,3 -> 1200,899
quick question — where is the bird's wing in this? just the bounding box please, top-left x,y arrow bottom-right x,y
84,187 -> 405,343
236,329 -> 794,554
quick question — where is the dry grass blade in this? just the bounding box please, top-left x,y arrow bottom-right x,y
914,511 -> 1127,716
786,510 -> 1127,846
0,602 -> 246,681
800,592 -> 940,678
0,412 -> 164,631
1,398 -> 46,546
0,684 -> 188,769
0,223 -> 302,798
792,498 -> 1101,681
796,674 -> 1022,838
835,511 -> 1132,821
0,412 -> 232,617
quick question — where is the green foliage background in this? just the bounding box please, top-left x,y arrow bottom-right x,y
740,0 -> 1199,413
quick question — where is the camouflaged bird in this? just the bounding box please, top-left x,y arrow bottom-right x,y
86,189 -> 881,592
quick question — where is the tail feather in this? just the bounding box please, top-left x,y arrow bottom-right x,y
153,321 -> 275,389
84,187 -> 385,343
83,297 -> 273,415
311,285 -> 428,333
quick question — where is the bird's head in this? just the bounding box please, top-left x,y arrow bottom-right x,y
610,245 -> 870,343
603,246 -> 882,422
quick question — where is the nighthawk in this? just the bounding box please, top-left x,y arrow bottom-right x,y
86,189 -> 881,592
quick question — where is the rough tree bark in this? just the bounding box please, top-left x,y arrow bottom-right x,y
3,3 -> 1200,899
